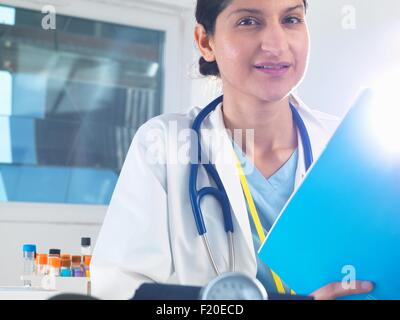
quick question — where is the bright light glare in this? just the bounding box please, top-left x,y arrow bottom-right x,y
0,6 -> 16,26
147,62 -> 159,77
368,70 -> 400,156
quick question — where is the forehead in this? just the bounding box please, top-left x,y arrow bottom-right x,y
222,0 -> 305,15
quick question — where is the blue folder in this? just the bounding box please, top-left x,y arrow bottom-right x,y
259,89 -> 400,300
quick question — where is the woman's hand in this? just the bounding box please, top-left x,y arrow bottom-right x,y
310,281 -> 374,300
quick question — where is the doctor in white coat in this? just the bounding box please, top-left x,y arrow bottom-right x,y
91,0 -> 374,300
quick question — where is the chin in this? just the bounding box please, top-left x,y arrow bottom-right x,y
254,81 -> 298,102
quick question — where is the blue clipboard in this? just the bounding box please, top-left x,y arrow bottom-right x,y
259,89 -> 400,300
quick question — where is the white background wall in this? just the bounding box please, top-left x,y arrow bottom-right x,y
0,202 -> 105,286
299,0 -> 400,117
1,0 -> 399,287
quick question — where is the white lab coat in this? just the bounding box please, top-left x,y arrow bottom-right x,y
91,94 -> 341,300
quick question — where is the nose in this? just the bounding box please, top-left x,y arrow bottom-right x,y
260,20 -> 289,56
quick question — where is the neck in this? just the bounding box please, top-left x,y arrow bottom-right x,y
221,92 -> 298,158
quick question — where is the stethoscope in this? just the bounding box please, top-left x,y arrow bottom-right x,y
189,95 -> 314,276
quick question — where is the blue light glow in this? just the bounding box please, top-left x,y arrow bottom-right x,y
0,71 -> 12,116
0,117 -> 12,164
0,170 -> 6,201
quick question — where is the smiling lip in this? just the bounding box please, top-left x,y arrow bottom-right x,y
254,62 -> 292,76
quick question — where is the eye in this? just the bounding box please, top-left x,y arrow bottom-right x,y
237,17 -> 260,26
283,16 -> 303,25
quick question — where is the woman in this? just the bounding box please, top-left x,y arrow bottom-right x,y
91,0 -> 374,300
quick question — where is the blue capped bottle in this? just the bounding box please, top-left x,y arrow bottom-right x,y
22,244 -> 36,286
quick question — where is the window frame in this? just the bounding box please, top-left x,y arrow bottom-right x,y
0,0 -> 195,210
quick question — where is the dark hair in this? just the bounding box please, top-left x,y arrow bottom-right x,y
196,0 -> 308,77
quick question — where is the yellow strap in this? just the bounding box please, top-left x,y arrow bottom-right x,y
234,158 -> 266,243
271,270 -> 286,294
233,152 -> 288,295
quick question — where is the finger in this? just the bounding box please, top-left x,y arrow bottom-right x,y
311,281 -> 374,300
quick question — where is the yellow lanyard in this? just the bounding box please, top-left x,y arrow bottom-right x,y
233,152 -> 296,295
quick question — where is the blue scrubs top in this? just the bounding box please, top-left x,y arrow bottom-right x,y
233,143 -> 298,293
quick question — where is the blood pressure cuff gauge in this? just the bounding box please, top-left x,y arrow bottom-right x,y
132,273 -> 314,300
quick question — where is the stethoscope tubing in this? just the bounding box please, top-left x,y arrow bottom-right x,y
189,95 -> 313,275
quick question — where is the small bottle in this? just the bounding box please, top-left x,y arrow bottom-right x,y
60,255 -> 72,277
49,249 -> 61,258
73,268 -> 85,278
71,255 -> 83,277
83,255 -> 91,278
81,238 -> 91,256
60,254 -> 71,260
36,254 -> 48,275
22,244 -> 36,286
48,256 -> 61,277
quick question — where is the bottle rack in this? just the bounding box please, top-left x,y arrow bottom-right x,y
20,275 -> 90,296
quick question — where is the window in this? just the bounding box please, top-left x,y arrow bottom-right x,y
0,4 -> 165,205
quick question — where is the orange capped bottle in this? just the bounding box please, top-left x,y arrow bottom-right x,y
60,255 -> 72,277
36,254 -> 48,275
48,256 -> 61,276
83,255 -> 91,278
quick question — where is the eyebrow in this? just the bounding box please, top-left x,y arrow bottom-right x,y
228,4 -> 305,18
228,8 -> 263,18
283,4 -> 305,14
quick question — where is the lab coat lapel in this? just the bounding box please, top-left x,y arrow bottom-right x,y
291,95 -> 332,190
294,126 -> 306,189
